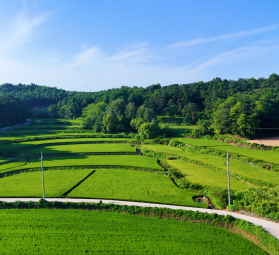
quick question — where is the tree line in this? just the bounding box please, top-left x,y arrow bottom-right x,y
1,73 -> 279,137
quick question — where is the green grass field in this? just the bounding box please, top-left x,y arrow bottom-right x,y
68,169 -> 204,207
167,160 -> 248,190
143,144 -> 279,185
0,209 -> 265,254
0,170 -> 92,197
0,155 -> 163,174
25,143 -> 136,154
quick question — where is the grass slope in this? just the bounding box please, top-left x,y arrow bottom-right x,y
68,169 -> 204,207
0,169 -> 92,197
0,209 -> 265,255
167,160 -> 248,189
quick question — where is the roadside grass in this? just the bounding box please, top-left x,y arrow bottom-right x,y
143,144 -> 279,185
167,160 -> 248,190
0,155 -> 163,174
25,143 -> 136,154
0,209 -> 265,255
68,168 -> 205,207
0,169 -> 93,197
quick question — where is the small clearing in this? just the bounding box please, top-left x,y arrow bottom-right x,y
247,136 -> 279,146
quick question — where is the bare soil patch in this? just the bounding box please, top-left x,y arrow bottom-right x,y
247,136 -> 279,146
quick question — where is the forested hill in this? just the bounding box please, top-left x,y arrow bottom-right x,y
0,95 -> 29,127
1,73 -> 279,136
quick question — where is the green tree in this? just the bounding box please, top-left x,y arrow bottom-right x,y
138,122 -> 160,139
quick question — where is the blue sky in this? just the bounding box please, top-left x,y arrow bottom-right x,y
1,0 -> 279,92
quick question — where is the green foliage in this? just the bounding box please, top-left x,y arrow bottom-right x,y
230,186 -> 279,220
182,102 -> 198,124
0,95 -> 30,127
0,144 -> 18,157
80,102 -> 106,130
212,90 -> 279,137
138,122 -> 160,139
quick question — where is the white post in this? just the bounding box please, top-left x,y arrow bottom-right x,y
227,150 -> 231,205
41,152 -> 45,200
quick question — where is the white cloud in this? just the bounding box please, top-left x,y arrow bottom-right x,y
0,10 -> 278,92
64,42 -> 154,70
0,10 -> 48,53
64,46 -> 105,69
169,24 -> 279,48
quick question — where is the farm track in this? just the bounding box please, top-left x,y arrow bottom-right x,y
1,197 -> 279,240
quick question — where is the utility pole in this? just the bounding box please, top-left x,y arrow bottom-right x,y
40,152 -> 45,201
227,150 -> 231,205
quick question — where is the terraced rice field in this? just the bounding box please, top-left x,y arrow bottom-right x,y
0,170 -> 93,197
10,138 -> 131,149
0,155 -> 163,174
0,210 -> 265,254
143,144 -> 279,185
68,169 -> 204,207
167,160 -> 248,190
25,143 -> 136,154
177,138 -> 279,165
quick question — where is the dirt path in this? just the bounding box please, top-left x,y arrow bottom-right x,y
0,119 -> 31,132
1,197 -> 278,240
247,136 -> 279,146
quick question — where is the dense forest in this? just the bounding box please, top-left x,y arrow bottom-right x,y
1,73 -> 279,137
0,95 -> 29,128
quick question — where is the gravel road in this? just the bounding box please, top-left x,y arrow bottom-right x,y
1,197 -> 278,240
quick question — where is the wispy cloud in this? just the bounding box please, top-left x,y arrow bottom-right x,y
169,24 -> 279,48
0,10 -> 48,53
64,42 -> 154,69
192,43 -> 279,72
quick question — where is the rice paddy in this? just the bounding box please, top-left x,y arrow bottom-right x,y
167,160 -> 248,190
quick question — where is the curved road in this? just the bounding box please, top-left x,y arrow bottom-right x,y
0,119 -> 31,132
1,198 -> 279,240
